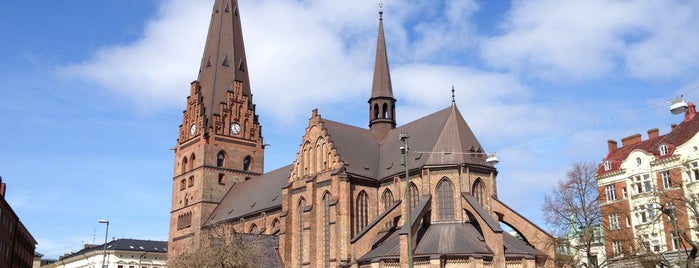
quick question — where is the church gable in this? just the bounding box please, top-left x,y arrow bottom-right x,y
289,110 -> 344,182
211,80 -> 260,141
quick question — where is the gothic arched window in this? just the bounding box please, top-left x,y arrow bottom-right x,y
381,189 -> 394,212
249,224 -> 258,233
322,192 -> 332,267
189,153 -> 195,170
356,191 -> 369,233
297,198 -> 306,268
472,178 -> 485,205
437,178 -> 455,221
181,157 -> 188,173
243,156 -> 251,171
270,218 -> 280,235
408,183 -> 419,210
217,151 -> 225,168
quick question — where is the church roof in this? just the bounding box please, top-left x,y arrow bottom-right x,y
206,165 -> 292,225
196,0 -> 252,123
324,104 -> 494,180
357,223 -> 539,262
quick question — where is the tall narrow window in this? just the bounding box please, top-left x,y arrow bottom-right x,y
243,156 -> 251,171
180,179 -> 186,190
381,189 -> 394,212
189,154 -> 195,170
659,144 -> 669,156
188,176 -> 194,187
661,171 -> 671,189
472,179 -> 485,205
437,178 -> 455,221
356,191 -> 369,233
181,157 -> 188,173
249,224 -> 258,233
297,198 -> 305,268
322,192 -> 331,267
382,103 -> 388,118
605,185 -> 617,201
408,183 -> 419,210
217,152 -> 225,168
270,218 -> 280,235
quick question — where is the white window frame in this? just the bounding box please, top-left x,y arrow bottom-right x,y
604,161 -> 612,171
605,185 -> 617,201
659,144 -> 669,156
609,214 -> 620,230
661,171 -> 671,189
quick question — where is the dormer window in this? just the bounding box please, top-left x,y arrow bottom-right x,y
659,144 -> 670,156
603,161 -> 612,171
636,157 -> 642,166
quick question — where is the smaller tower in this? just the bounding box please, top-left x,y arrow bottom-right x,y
368,7 -> 396,140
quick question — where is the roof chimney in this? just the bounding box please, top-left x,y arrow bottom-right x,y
0,176 -> 5,198
647,128 -> 660,139
684,102 -> 696,122
607,140 -> 618,153
621,133 -> 642,147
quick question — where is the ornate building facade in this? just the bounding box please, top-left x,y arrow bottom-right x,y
596,102 -> 699,266
167,0 -> 556,267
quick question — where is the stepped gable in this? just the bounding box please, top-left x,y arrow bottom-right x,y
598,102 -> 699,174
320,119 -> 380,179
206,165 -> 292,225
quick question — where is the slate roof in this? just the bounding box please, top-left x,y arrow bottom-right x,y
59,239 -> 167,260
324,104 -> 495,180
357,223 -> 540,262
598,103 -> 699,175
206,165 -> 291,225
238,233 -> 283,268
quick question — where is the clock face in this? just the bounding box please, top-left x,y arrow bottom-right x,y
230,122 -> 241,135
189,124 -> 196,135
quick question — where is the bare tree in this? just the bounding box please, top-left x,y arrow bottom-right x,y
168,225 -> 263,268
543,162 -> 606,268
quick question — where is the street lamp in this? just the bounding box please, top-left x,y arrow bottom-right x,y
399,133 -> 413,268
98,220 -> 109,268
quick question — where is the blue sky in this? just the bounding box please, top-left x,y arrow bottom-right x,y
2,0 -> 698,259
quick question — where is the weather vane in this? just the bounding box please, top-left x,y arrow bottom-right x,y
379,0 -> 383,12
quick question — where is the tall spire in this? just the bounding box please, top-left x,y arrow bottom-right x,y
197,0 -> 251,122
368,4 -> 396,139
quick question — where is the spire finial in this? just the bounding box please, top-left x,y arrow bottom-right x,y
379,0 -> 384,19
451,85 -> 456,104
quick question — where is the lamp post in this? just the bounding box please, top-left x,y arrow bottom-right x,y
399,133 -> 413,268
98,220 -> 109,268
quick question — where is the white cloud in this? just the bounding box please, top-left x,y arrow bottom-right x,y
480,0 -> 699,81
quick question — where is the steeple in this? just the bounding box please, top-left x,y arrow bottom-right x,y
368,6 -> 396,139
197,0 -> 252,128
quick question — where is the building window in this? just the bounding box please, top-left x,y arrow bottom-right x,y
180,179 -> 186,191
632,174 -> 652,195
472,179 -> 485,205
661,171 -> 671,189
181,157 -> 188,173
609,214 -> 620,230
636,157 -> 642,166
322,192 -> 331,267
297,198 -> 305,268
356,191 -> 369,232
621,187 -> 627,199
603,161 -> 612,171
381,189 -> 394,212
217,151 -> 225,168
249,224 -> 258,233
635,204 -> 656,224
659,144 -> 669,156
605,185 -> 617,201
177,212 -> 192,230
189,154 -> 195,170
436,178 -> 455,221
408,183 -> 419,210
243,156 -> 251,171
672,234 -> 681,250
271,218 -> 280,235
188,176 -> 194,187
612,241 -> 623,256
218,173 -> 225,185
692,162 -> 699,181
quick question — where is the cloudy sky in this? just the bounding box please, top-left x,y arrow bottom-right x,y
2,0 -> 698,259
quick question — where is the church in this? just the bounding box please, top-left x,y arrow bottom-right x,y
167,0 -> 556,267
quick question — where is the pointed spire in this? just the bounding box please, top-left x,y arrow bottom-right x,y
369,4 -> 396,139
196,0 -> 251,122
451,85 -> 456,105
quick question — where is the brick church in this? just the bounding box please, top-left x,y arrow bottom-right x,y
167,0 -> 556,267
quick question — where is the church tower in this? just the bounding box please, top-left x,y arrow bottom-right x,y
368,8 -> 396,140
168,0 -> 264,258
